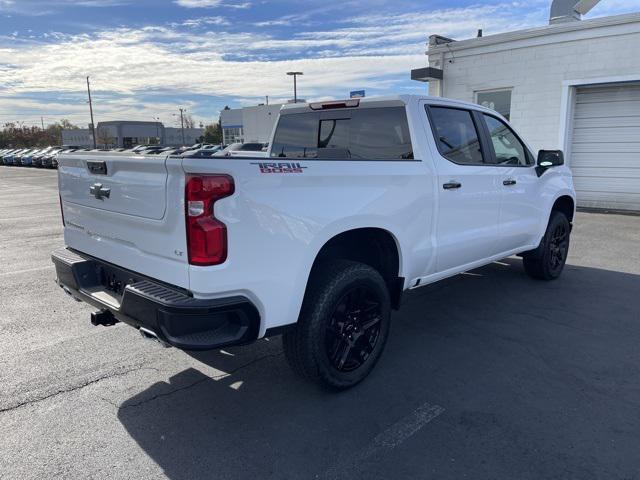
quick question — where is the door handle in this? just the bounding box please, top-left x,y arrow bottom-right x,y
503,179 -> 517,186
443,181 -> 462,190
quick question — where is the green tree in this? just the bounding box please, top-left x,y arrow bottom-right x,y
203,121 -> 223,144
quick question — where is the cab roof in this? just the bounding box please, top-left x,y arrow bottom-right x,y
279,94 -> 496,116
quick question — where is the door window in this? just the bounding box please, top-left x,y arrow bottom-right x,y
428,106 -> 485,165
482,114 -> 532,166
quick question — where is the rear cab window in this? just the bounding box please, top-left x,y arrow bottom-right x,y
427,106 -> 485,165
270,106 -> 413,160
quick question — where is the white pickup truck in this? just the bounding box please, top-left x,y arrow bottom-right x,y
53,95 -> 575,389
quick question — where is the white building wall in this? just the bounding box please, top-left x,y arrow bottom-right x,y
428,15 -> 640,152
241,104 -> 282,142
220,108 -> 244,144
220,104 -> 283,144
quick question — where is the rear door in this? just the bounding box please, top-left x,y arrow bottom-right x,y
58,151 -> 190,288
424,103 -> 503,273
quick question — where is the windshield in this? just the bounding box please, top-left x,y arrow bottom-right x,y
239,143 -> 265,151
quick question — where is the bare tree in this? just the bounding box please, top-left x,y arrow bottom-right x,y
97,127 -> 115,149
183,114 -> 196,129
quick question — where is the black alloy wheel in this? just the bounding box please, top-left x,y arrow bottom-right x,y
548,221 -> 569,275
523,211 -> 571,280
325,285 -> 383,372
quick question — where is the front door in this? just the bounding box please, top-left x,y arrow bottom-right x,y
478,113 -> 542,252
424,104 -> 503,273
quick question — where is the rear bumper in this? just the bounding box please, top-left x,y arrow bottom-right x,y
51,247 -> 260,350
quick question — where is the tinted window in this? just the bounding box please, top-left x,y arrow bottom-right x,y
319,118 -> 350,158
482,114 -> 531,166
270,107 -> 413,160
270,114 -> 319,158
352,108 -> 413,159
429,107 -> 484,164
239,143 -> 266,151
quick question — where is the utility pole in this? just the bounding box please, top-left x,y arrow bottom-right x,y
179,108 -> 185,145
86,76 -> 97,149
41,117 -> 44,129
286,72 -> 303,103
266,95 -> 269,105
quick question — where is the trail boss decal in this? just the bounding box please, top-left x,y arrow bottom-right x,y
251,162 -> 307,174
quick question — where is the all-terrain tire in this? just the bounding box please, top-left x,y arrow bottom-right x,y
523,211 -> 571,280
283,260 -> 391,390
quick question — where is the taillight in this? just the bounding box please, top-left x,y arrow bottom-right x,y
59,195 -> 65,226
185,175 -> 234,266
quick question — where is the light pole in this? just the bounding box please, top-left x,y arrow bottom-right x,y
172,108 -> 186,145
286,71 -> 303,103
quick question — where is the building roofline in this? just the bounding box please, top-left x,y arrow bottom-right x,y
428,11 -> 640,54
97,120 -> 164,127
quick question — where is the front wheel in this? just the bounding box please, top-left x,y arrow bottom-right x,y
522,211 -> 571,280
283,260 -> 391,390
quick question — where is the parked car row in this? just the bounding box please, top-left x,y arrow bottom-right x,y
0,141 -> 269,168
176,142 -> 268,158
0,146 -> 82,168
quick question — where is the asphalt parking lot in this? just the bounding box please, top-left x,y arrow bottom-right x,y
1,166 -> 639,480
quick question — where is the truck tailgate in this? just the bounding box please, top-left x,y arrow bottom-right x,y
58,152 -> 189,289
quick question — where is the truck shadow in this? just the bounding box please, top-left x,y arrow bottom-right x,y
117,258 -> 640,480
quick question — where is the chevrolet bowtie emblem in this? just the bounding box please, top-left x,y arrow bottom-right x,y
89,183 -> 111,200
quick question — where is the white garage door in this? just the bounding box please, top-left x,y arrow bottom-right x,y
571,83 -> 640,211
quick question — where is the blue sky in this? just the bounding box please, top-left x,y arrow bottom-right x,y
0,0 -> 637,128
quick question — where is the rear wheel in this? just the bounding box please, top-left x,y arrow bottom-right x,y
523,211 -> 571,280
283,260 -> 391,390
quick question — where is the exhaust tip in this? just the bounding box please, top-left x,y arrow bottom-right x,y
139,327 -> 171,348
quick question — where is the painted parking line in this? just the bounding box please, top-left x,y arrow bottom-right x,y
0,265 -> 55,277
320,401 -> 445,479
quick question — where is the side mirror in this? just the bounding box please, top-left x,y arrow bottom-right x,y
536,150 -> 564,177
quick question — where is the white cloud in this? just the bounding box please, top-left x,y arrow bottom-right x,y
174,0 -> 223,7
0,25 -> 420,96
173,0 -> 251,8
1,0 -> 637,125
172,16 -> 230,28
173,0 -> 250,8
0,0 -> 130,15
588,0 -> 640,16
